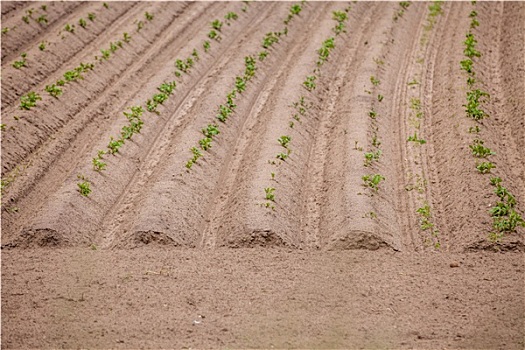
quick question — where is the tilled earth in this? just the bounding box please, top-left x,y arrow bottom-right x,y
1,1 -> 524,348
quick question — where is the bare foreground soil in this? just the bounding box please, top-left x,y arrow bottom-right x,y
1,1 -> 524,348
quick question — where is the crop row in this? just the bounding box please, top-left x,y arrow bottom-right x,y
184,2 -> 303,174
16,10 -> 155,112
263,6 -> 351,209
460,5 -> 524,241
407,1 -> 443,249
78,3 -> 251,195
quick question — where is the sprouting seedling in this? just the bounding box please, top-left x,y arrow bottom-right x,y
191,49 -> 199,62
400,2 -> 410,9
20,91 -> 41,110
12,53 -> 27,69
303,75 -> 316,91
37,14 -> 48,24
77,180 -> 91,196
271,172 -> 275,180
137,21 -> 144,31
88,13 -> 96,21
276,152 -> 289,161
258,50 -> 269,61
107,137 -> 125,154
460,59 -> 474,74
211,19 -> 223,31
199,137 -> 213,151
235,76 -> 246,93
363,149 -> 382,167
368,109 -> 377,119
407,132 -> 426,144
208,30 -> 221,41
100,49 -> 110,60
38,41 -> 47,50
470,139 -> 495,158
41,4 -> 47,11
64,23 -> 75,33
203,40 -> 211,52
103,2 -> 109,9
202,124 -> 220,138
22,16 -> 30,24
262,32 -> 279,49
370,76 -> 380,86
45,84 -> 62,98
476,161 -> 495,174
2,27 -> 12,34
224,12 -> 238,24
377,94 -> 384,102
277,135 -> 291,148
468,125 -> 480,134
362,174 -> 385,191
264,187 -> 275,201
123,32 -> 131,43
217,104 -> 233,123
109,42 -> 119,52
92,157 -> 107,172
145,12 -> 154,21
79,18 -> 87,28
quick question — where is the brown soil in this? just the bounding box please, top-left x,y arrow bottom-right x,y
1,2 -> 524,348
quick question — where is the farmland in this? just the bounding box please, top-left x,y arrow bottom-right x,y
1,1 -> 524,348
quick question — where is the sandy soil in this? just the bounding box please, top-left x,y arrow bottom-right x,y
1,1 -> 524,348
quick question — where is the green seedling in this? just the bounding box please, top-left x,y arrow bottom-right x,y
225,12 -> 238,23
37,14 -> 48,24
92,157 -> 107,171
79,18 -> 87,28
110,42 -> 118,52
476,161 -> 495,174
368,109 -> 377,119
20,91 -> 41,110
303,75 -> 316,91
38,41 -> 47,50
460,59 -> 474,74
265,187 -> 275,201
217,104 -> 233,122
370,76 -> 380,86
377,94 -> 384,102
88,13 -> 96,21
470,139 -> 494,158
262,32 -> 279,49
12,53 -> 27,69
407,132 -> 426,144
202,124 -> 220,138
64,23 -> 75,33
199,137 -> 213,151
101,49 -> 110,60
123,32 -> 131,43
203,40 -> 211,52
77,181 -> 91,196
22,16 -> 30,24
208,30 -> 221,41
137,21 -> 144,31
364,149 -> 382,167
235,76 -> 246,93
45,84 -> 62,98
464,89 -> 490,120
278,135 -> 291,148
145,12 -> 154,21
103,2 -> 109,9
259,50 -> 269,61
468,125 -> 481,134
107,137 -> 125,154
400,1 -> 410,9
192,49 -> 199,61
362,174 -> 385,191
211,19 -> 223,31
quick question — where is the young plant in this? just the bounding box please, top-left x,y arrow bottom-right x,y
123,32 -> 131,43
20,91 -> 41,110
407,132 -> 426,145
362,174 -> 385,191
262,32 -> 279,49
235,77 -> 246,93
64,23 -> 75,33
303,75 -> 316,91
12,53 -> 27,69
203,40 -> 211,52
37,14 -> 48,25
259,50 -> 269,61
370,76 -> 380,86
202,124 -> 220,138
470,139 -> 494,158
145,12 -> 154,21
45,84 -> 63,98
211,19 -> 223,31
363,150 -> 382,167
265,187 -> 275,201
92,157 -> 107,172
38,41 -> 47,51
107,137 -> 125,154
199,137 -> 213,151
277,135 -> 291,148
79,18 -> 87,28
77,180 -> 91,196
225,12 -> 238,23
476,161 -> 495,174
100,49 -> 110,60
137,21 -> 144,31
88,13 -> 96,21
208,30 -> 221,41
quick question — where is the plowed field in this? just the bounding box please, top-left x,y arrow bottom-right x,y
1,1 -> 524,348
